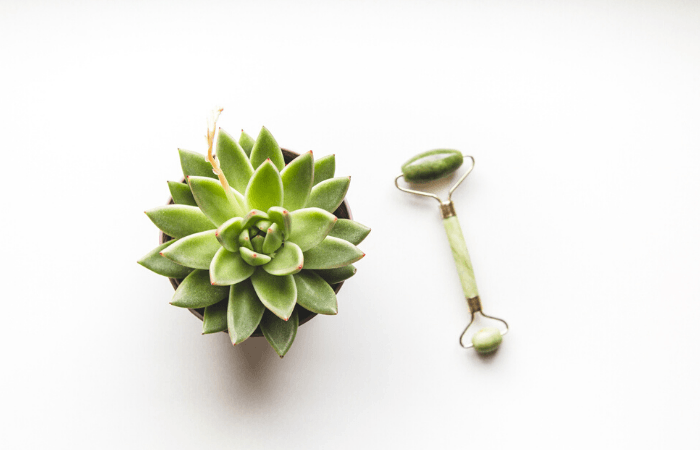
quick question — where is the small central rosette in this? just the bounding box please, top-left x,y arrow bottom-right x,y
215,207 -> 302,272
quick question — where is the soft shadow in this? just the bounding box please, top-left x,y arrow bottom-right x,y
207,333 -> 283,410
474,347 -> 501,363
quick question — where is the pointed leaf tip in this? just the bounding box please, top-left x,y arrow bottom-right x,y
217,129 -> 253,193
307,177 -> 350,213
294,271 -> 338,315
246,160 -> 284,212
261,309 -> 299,356
227,279 -> 265,345
251,271 -> 297,320
327,218 -> 371,245
188,176 -> 245,225
262,241 -> 303,276
288,208 -> 337,251
250,127 -> 284,170
281,151 -> 314,211
140,240 -> 195,278
303,236 -> 364,269
171,269 -> 228,308
161,229 -> 220,270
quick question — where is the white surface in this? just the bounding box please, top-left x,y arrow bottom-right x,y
2,0 -> 699,448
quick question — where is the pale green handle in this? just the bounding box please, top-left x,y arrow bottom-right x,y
442,215 -> 478,299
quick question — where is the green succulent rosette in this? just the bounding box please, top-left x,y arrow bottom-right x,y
139,124 -> 370,357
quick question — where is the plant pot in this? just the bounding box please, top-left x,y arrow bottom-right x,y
159,148 -> 353,337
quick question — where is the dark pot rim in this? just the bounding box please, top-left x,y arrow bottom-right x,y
159,148 -> 353,337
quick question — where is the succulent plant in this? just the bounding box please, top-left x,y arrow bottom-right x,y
139,109 -> 370,357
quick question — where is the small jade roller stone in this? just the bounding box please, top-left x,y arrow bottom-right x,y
401,149 -> 464,183
471,327 -> 503,354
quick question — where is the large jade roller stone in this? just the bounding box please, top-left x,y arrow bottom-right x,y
401,149 -> 463,182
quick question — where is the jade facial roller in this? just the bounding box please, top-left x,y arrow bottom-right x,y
395,150 -> 509,353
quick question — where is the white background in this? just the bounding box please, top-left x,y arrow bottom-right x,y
2,0 -> 699,448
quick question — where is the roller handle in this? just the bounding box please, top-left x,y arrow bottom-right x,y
442,211 -> 479,302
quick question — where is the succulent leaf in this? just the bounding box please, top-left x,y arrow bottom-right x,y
145,205 -> 214,239
262,223 -> 283,254
202,299 -> 228,334
267,207 -> 292,237
313,154 -> 335,186
288,207 -> 337,251
240,247 -> 272,266
281,151 -> 314,211
239,130 -> 255,156
293,271 -> 338,315
210,247 -> 256,285
138,240 -> 194,279
171,269 -> 228,308
188,176 -> 245,225
261,309 -> 299,357
216,217 -> 243,252
251,270 -> 297,320
251,235 -> 265,253
250,126 -> 285,171
217,129 -> 254,193
302,236 -> 364,269
306,177 -> 350,213
228,279 -> 265,345
262,242 -> 303,276
327,219 -> 371,245
313,265 -> 357,284
238,228 -> 254,251
241,210 -> 269,230
179,148 -> 216,179
245,160 -> 283,212
255,220 -> 273,233
167,181 -> 197,206
161,230 -> 220,270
